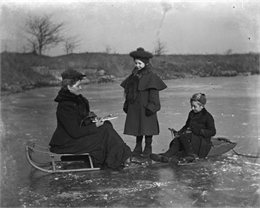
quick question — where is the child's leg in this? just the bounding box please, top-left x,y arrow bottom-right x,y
133,136 -> 143,155
179,134 -> 198,160
150,138 -> 180,163
179,134 -> 192,154
163,138 -> 180,158
141,135 -> 152,157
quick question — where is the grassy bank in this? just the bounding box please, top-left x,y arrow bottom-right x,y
1,52 -> 259,95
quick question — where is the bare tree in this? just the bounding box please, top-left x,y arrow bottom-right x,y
154,39 -> 167,56
63,36 -> 80,54
3,43 -> 8,52
24,14 -> 65,55
27,41 -> 38,54
103,44 -> 112,54
225,49 -> 233,55
21,45 -> 29,53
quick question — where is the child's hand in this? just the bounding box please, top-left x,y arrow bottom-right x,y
191,127 -> 201,135
145,109 -> 153,116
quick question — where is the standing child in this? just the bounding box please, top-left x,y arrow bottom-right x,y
121,47 -> 167,157
150,93 -> 216,163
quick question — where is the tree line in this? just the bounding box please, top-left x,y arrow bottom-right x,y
21,14 -> 80,55
6,14 -> 240,57
5,14 -> 167,56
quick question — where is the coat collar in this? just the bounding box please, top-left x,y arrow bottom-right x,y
54,88 -> 84,103
190,108 -> 207,117
132,64 -> 152,78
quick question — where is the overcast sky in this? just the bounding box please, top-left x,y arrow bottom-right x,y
1,0 -> 259,56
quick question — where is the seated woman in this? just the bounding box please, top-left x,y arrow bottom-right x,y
49,69 -> 139,170
150,93 -> 216,163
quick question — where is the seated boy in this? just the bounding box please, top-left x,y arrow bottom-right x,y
150,93 -> 216,163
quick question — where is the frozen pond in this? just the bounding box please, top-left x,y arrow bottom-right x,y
1,76 -> 260,207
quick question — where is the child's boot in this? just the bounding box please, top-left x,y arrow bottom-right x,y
133,136 -> 143,155
133,143 -> 142,155
141,136 -> 152,157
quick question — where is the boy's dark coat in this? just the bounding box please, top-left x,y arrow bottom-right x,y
178,108 -> 216,158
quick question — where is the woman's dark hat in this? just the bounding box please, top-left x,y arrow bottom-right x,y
129,47 -> 153,60
61,69 -> 86,80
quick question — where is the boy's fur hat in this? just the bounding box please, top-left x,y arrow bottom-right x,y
190,93 -> 206,105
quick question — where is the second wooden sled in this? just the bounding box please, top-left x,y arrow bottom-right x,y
168,128 -> 237,158
25,140 -> 100,173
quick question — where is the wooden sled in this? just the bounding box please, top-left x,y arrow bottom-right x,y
168,128 -> 237,158
25,140 -> 100,173
175,137 -> 238,166
207,137 -> 237,156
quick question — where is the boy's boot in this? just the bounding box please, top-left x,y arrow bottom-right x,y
141,136 -> 152,157
133,136 -> 143,155
163,138 -> 180,158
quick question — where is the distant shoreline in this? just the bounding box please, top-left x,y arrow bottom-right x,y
1,52 -> 259,96
2,74 -> 258,97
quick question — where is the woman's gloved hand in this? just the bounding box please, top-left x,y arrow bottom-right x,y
95,119 -> 104,127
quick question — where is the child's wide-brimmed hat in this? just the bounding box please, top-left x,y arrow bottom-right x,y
190,93 -> 206,105
61,69 -> 86,80
129,47 -> 153,64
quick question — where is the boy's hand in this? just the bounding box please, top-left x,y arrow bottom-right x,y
191,127 -> 201,135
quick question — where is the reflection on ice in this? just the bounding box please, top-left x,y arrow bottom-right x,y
2,76 -> 260,207
18,153 -> 260,207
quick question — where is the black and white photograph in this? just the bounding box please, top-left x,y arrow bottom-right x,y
1,0 -> 259,207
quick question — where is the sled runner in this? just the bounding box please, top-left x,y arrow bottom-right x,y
25,141 -> 149,173
177,159 -> 198,166
124,159 -> 152,169
25,141 -> 100,173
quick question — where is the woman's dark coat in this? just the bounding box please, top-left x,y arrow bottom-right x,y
176,108 -> 216,158
49,88 -> 132,170
121,65 -> 167,136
